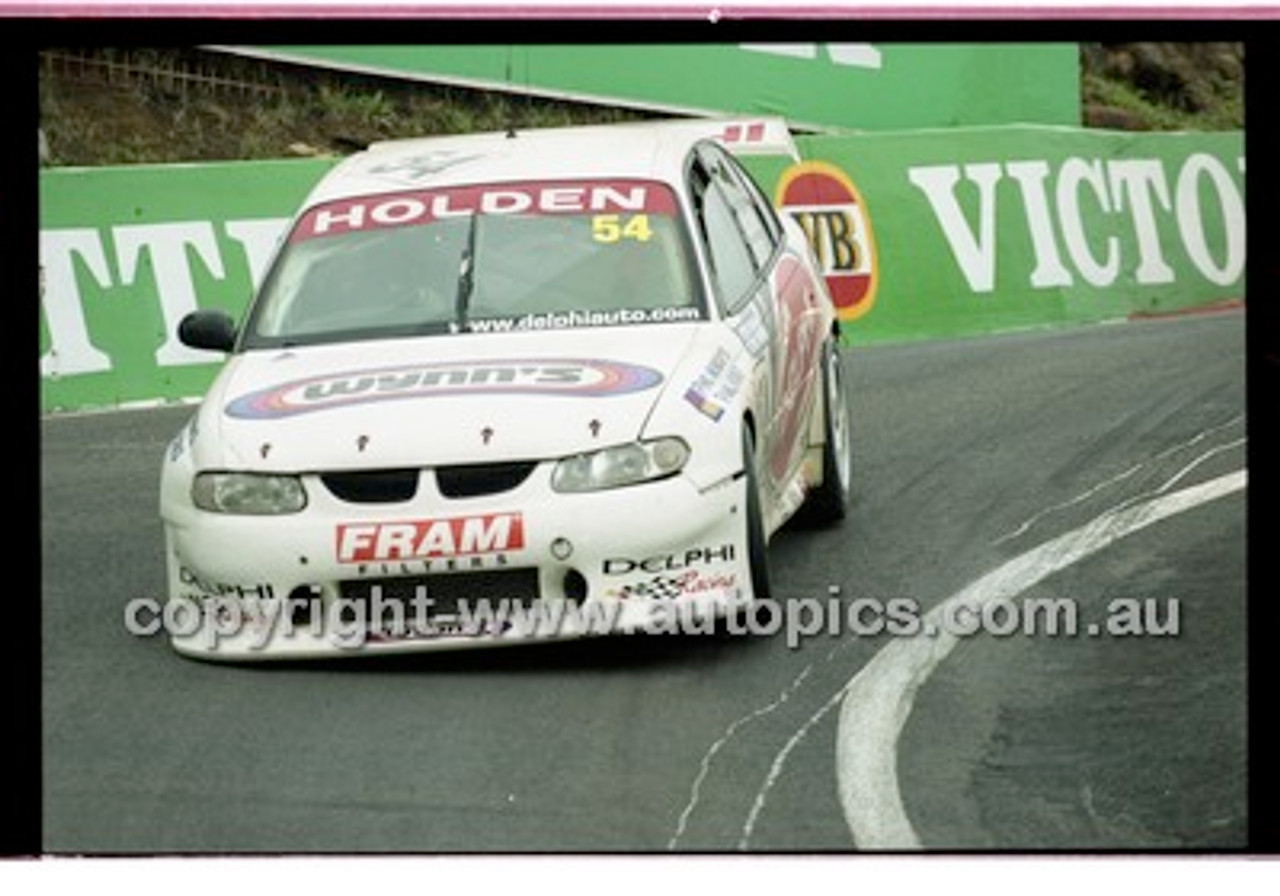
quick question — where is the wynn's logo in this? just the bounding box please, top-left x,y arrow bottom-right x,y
225,359 -> 664,419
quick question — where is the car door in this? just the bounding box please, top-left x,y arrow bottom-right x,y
687,142 -> 825,492
686,144 -> 776,464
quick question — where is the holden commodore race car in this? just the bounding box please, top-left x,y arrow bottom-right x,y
160,116 -> 852,659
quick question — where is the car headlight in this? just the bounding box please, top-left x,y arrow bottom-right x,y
192,472 -> 307,514
551,437 -> 690,493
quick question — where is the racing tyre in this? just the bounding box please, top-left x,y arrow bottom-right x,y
717,426 -> 771,639
805,338 -> 852,524
742,426 -> 772,602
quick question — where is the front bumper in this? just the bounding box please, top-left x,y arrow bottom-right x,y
159,461 -> 750,660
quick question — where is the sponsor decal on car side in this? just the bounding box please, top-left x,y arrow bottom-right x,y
606,570 -> 739,601
226,359 -> 664,419
178,565 -> 275,601
683,347 -> 746,422
767,254 -> 827,480
602,544 -> 737,576
603,544 -> 740,600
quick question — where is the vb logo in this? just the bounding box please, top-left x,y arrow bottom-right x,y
775,161 -> 879,322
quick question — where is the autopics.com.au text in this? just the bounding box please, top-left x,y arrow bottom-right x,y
124,586 -> 1183,652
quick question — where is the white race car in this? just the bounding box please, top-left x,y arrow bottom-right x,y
160,117 -> 852,659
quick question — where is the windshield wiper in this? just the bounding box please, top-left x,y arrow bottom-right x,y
454,211 -> 479,332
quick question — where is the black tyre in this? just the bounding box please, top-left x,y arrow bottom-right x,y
804,338 -> 852,524
742,426 -> 772,602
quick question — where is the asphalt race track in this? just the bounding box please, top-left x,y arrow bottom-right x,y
40,310 -> 1247,853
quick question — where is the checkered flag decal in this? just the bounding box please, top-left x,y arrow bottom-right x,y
616,575 -> 685,601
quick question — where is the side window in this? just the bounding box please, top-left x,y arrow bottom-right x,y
727,153 -> 784,254
690,157 -> 758,311
707,145 -> 780,271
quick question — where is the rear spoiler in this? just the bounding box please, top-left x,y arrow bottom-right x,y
685,117 -> 802,162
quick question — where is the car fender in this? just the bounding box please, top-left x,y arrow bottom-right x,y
640,330 -> 759,493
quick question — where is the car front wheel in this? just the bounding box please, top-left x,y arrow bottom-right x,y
804,337 -> 852,524
742,425 -> 772,602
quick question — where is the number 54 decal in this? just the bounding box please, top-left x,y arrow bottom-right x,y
592,214 -> 654,244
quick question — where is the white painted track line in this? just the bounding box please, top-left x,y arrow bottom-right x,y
836,468 -> 1247,850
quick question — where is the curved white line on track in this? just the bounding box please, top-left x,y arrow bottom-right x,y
836,468 -> 1247,850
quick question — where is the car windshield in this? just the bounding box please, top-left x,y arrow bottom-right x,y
241,178 -> 705,348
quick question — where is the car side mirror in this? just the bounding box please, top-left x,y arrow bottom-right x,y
178,309 -> 237,353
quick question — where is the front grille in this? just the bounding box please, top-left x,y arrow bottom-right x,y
321,469 -> 419,503
435,461 -> 538,498
338,568 -> 540,617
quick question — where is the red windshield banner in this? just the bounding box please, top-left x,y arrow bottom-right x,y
291,179 -> 680,242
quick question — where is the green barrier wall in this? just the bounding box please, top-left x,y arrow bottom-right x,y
38,126 -> 1245,414
760,127 -> 1245,343
39,158 -> 337,412
235,44 -> 1080,132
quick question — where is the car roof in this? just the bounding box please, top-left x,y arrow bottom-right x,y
303,116 -> 798,207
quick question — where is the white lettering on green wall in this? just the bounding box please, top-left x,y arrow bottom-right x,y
40,229 -> 114,378
907,154 -> 1245,294
39,217 -> 288,378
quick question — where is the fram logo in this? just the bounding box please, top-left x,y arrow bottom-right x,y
336,513 -> 525,563
776,161 -> 879,323
225,359 -> 664,419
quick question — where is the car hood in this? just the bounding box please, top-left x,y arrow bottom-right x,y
196,325 -> 703,472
